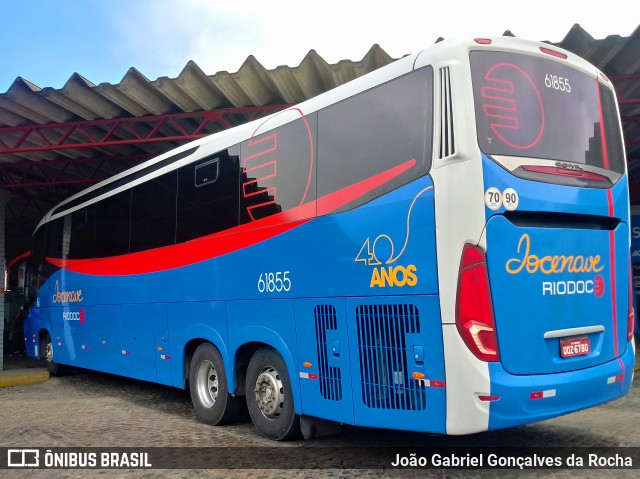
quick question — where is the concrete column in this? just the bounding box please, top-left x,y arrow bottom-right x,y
0,191 -> 6,369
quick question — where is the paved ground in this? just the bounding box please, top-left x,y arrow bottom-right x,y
0,358 -> 639,479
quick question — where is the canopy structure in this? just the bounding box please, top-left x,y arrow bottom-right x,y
0,24 -> 638,259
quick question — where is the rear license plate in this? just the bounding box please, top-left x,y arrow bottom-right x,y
560,337 -> 590,358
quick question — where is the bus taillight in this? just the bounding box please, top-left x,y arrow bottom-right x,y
628,262 -> 635,343
539,47 -> 567,59
456,244 -> 500,362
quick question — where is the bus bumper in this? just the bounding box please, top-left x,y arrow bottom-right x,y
486,342 -> 635,430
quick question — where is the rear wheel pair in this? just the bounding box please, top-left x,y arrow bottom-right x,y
246,347 -> 299,440
189,344 -> 298,440
189,343 -> 246,425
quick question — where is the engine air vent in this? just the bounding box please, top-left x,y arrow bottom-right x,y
437,67 -> 455,159
356,304 -> 426,411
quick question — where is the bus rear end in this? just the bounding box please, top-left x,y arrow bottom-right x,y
451,40 -> 634,432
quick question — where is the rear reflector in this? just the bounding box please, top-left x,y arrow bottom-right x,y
530,389 -> 556,400
456,244 -> 500,362
478,395 -> 501,402
431,380 -> 445,388
419,379 -> 446,388
607,374 -> 624,384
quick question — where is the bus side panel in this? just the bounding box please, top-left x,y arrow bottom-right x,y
226,300 -> 301,410
153,304 -> 172,386
294,298 -> 355,425
53,302 -> 159,383
23,304 -> 51,360
346,295 -> 446,434
71,304 -> 122,375
117,303 -> 159,383
48,304 -> 78,366
208,176 -> 439,302
23,305 -> 43,358
166,301 -> 229,389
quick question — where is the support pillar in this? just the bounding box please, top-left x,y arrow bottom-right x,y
0,190 -> 6,369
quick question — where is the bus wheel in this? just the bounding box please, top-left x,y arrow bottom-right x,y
41,332 -> 66,376
246,347 -> 300,440
189,343 -> 245,425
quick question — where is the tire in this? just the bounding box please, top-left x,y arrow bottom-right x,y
246,346 -> 300,440
41,332 -> 67,376
189,343 -> 246,425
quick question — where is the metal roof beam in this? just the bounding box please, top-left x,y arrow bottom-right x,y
0,154 -> 151,188
0,105 -> 288,154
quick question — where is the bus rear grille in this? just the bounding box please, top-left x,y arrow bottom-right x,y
437,67 -> 455,159
314,305 -> 343,401
356,304 -> 426,411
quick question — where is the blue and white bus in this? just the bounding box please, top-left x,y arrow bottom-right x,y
21,36 -> 635,440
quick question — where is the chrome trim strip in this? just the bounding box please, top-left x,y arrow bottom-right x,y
544,325 -> 605,339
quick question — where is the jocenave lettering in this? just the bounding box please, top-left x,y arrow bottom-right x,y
51,280 -> 83,304
506,234 -> 604,275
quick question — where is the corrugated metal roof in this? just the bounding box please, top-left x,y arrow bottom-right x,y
1,26 -> 638,157
0,43 -> 394,168
0,43 -> 393,126
0,24 -> 639,232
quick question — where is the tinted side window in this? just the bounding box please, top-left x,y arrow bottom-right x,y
31,223 -> 55,296
65,190 -> 132,259
45,217 -> 65,260
30,226 -> 46,263
317,68 -> 433,212
131,172 -> 177,253
94,189 -> 131,257
177,147 -> 240,243
69,208 -> 95,259
240,113 -> 317,223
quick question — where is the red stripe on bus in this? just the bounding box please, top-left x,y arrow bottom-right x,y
606,189 -> 614,218
606,189 -> 619,358
45,159 -> 417,276
609,229 -> 619,358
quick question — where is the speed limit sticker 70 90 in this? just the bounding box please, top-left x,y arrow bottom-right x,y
484,187 -> 502,210
502,188 -> 519,211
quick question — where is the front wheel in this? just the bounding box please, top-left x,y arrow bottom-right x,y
41,332 -> 66,376
189,343 -> 246,425
246,347 -> 300,440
